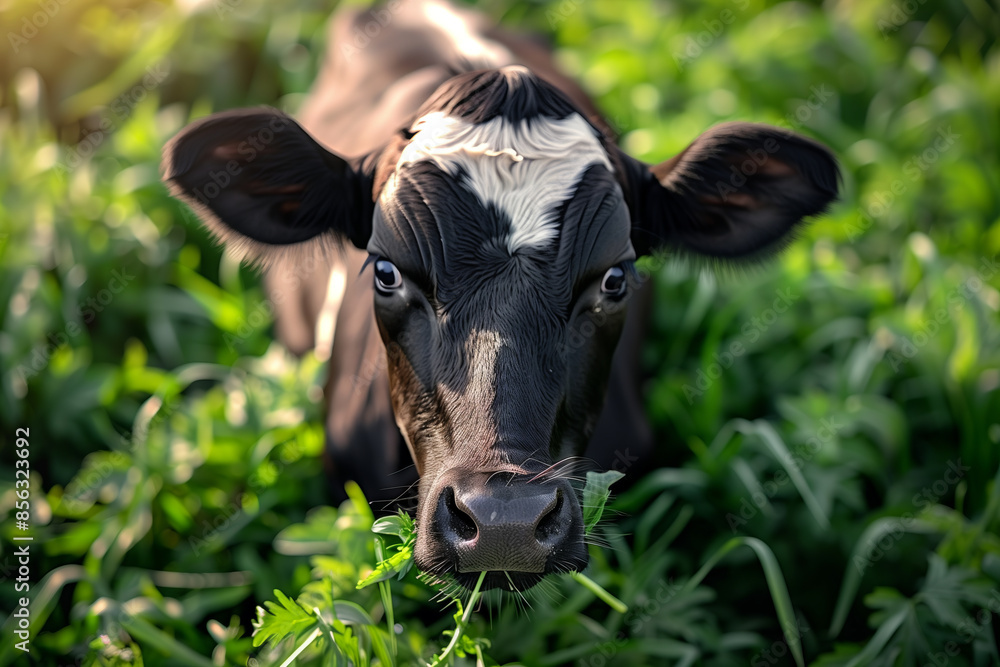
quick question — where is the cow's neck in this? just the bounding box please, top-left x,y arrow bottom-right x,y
298,0 -> 515,157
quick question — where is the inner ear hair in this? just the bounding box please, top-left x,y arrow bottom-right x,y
162,108 -> 375,269
656,123 -> 840,259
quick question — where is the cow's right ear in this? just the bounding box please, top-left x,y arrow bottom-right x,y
162,108 -> 373,257
620,123 -> 839,259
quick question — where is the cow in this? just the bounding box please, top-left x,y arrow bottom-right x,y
161,0 -> 839,591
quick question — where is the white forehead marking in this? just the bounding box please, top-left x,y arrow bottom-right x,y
389,110 -> 613,253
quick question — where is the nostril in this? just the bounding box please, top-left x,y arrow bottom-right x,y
534,488 -> 564,545
443,487 -> 478,542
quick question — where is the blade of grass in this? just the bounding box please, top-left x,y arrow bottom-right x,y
0,565 -> 87,667
711,419 -> 829,529
582,470 -> 626,534
682,537 -> 805,667
649,504 -> 694,554
752,421 -> 830,529
731,457 -> 775,517
119,615 -> 217,667
828,517 -> 939,637
538,637 -> 700,666
428,571 -> 487,667
278,627 -> 323,667
708,418 -> 754,458
346,480 -> 375,526
570,571 -> 628,614
842,604 -> 910,667
634,492 -> 676,553
375,537 -> 398,660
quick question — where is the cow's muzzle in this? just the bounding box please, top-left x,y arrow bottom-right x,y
414,469 -> 588,591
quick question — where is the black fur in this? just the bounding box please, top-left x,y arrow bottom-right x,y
414,66 -> 579,126
162,108 -> 374,259
626,122 -> 841,258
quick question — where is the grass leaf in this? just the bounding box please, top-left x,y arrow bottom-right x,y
252,589 -> 318,649
682,537 -> 805,667
582,470 -> 626,534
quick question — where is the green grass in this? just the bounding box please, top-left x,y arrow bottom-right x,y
1,0 -> 999,665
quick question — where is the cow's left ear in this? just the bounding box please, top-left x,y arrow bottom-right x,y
162,107 -> 373,259
623,122 -> 839,258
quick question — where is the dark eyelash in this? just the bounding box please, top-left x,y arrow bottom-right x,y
360,254 -> 379,277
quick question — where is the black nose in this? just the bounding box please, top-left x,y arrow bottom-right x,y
416,470 -> 587,587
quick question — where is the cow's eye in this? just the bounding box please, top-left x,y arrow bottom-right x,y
374,259 -> 403,293
601,266 -> 627,296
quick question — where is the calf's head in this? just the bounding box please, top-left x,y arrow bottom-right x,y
163,67 -> 838,590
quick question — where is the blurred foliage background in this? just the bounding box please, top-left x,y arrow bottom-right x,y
1,0 -> 999,664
